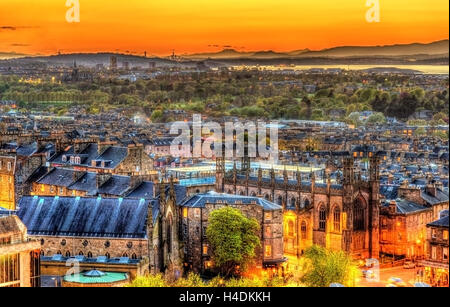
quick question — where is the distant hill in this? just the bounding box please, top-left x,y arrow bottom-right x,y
0,40 -> 448,67
0,52 -> 180,68
184,40 -> 449,60
298,40 -> 449,58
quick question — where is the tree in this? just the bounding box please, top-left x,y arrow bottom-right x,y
206,207 -> 260,277
150,109 -> 163,122
414,127 -> 426,137
125,274 -> 167,287
366,112 -> 386,125
298,245 -> 360,287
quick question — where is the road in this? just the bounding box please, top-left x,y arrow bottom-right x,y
357,266 -> 419,287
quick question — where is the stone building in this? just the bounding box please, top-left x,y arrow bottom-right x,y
16,182 -> 185,280
49,140 -> 156,177
179,191 -> 284,274
216,154 -> 382,260
0,155 -> 15,210
0,212 -> 41,287
419,212 -> 449,287
31,167 -> 155,198
379,200 -> 433,260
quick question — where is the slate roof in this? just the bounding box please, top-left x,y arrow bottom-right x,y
394,199 -> 430,214
380,185 -> 399,200
97,176 -> 131,196
181,191 -> 282,211
49,143 -> 128,170
126,181 -> 155,199
37,168 -> 77,187
421,188 -> 449,205
427,215 -> 449,228
35,169 -> 134,197
17,196 -> 151,238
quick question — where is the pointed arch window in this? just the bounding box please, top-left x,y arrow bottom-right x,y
301,221 -> 307,239
353,199 -> 365,231
287,220 -> 295,237
319,205 -> 326,231
333,207 -> 341,232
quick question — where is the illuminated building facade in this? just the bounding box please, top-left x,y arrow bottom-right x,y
179,191 -> 285,274
419,213 -> 449,287
0,155 -> 15,210
216,154 -> 381,260
0,213 -> 41,287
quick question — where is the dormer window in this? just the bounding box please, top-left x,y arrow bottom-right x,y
75,156 -> 81,164
62,155 -> 67,162
70,156 -> 75,164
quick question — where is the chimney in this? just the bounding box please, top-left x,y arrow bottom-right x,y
97,137 -> 116,156
130,175 -> 144,190
389,200 -> 397,214
96,173 -> 112,189
72,171 -> 84,183
426,183 -> 437,198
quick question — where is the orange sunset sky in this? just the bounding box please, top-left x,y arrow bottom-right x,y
0,0 -> 448,56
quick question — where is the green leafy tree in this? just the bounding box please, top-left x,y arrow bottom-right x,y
126,274 -> 168,287
206,207 -> 260,277
366,112 -> 386,125
298,245 -> 360,287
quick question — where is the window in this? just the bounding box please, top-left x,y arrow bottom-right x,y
443,230 -> 448,241
202,226 -> 207,239
319,205 -> 326,231
301,221 -> 307,239
432,246 -> 437,260
131,253 -> 137,260
59,187 -> 64,195
333,207 -> 341,232
105,253 -> 110,259
444,248 -> 448,261
304,198 -> 310,208
353,199 -> 365,231
265,226 -> 272,238
65,251 -> 71,257
87,252 -> 93,258
265,245 -> 272,258
183,207 -> 188,218
202,244 -> 208,255
277,195 -> 283,206
264,212 -> 272,221
290,198 -> 296,208
287,221 -> 294,237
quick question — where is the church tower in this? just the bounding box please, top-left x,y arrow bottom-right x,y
215,153 -> 225,193
368,154 -> 381,258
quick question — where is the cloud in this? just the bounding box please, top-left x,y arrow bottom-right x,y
10,43 -> 30,47
0,26 -> 38,32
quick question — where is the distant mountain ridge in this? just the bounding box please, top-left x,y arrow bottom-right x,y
0,40 -> 448,66
184,40 -> 449,59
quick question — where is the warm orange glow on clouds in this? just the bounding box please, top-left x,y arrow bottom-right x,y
0,0 -> 448,56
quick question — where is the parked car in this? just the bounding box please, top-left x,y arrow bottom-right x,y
403,261 -> 416,269
362,270 -> 375,279
387,277 -> 408,287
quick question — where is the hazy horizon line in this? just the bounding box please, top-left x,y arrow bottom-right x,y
1,38 -> 449,60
